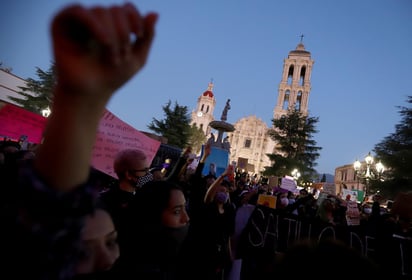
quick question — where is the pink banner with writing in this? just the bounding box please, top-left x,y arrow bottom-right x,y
0,102 -> 161,178
91,109 -> 161,178
0,101 -> 47,143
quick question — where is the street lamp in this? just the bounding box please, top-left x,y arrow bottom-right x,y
291,168 -> 301,181
302,181 -> 313,192
42,107 -> 51,117
353,152 -> 385,199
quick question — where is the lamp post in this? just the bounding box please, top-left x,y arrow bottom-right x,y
353,152 -> 385,200
291,168 -> 301,184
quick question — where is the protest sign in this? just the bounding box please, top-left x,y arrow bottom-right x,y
91,109 -> 161,178
0,103 -> 161,178
238,205 -> 411,279
201,145 -> 229,177
0,102 -> 46,143
280,176 -> 297,192
257,194 -> 277,209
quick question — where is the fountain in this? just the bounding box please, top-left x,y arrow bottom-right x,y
208,98 -> 235,152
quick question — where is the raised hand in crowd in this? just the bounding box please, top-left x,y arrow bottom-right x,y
35,3 -> 157,191
2,3 -> 158,280
204,164 -> 234,204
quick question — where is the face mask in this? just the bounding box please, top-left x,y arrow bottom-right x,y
363,208 -> 372,214
163,224 -> 189,244
135,172 -> 153,188
215,191 -> 229,203
280,197 -> 289,207
161,224 -> 189,258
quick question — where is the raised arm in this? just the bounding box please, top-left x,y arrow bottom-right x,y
194,142 -> 211,178
204,164 -> 234,204
34,3 -> 158,191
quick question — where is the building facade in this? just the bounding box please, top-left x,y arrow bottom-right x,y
0,68 -> 35,105
228,115 -> 275,174
334,164 -> 363,194
191,42 -> 315,176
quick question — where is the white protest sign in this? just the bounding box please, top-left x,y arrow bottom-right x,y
280,176 -> 298,192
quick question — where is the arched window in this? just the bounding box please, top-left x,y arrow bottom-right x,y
283,90 -> 290,110
287,65 -> 294,85
295,91 -> 302,111
299,66 -> 306,86
244,139 -> 252,148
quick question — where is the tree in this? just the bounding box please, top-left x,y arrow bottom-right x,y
263,109 -> 322,184
8,64 -> 55,115
373,95 -> 412,198
147,100 -> 192,149
188,125 -> 207,154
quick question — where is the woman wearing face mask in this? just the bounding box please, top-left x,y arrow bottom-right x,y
73,203 -> 120,280
275,189 -> 290,210
184,165 -> 236,280
122,180 -> 190,280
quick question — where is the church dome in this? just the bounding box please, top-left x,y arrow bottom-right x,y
289,42 -> 311,56
201,81 -> 215,98
203,90 -> 214,98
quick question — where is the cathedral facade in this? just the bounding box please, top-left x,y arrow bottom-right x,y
191,42 -> 315,176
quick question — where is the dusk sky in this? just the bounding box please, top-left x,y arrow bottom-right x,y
1,0 -> 411,175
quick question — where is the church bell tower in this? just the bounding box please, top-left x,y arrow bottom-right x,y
273,39 -> 314,120
191,81 -> 216,136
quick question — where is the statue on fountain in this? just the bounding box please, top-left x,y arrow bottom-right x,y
208,98 -> 235,151
221,99 -> 231,121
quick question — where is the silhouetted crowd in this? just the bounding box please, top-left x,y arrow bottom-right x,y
0,2 -> 411,280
